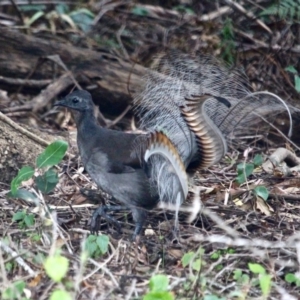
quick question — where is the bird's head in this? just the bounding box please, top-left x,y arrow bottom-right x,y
54,90 -> 94,112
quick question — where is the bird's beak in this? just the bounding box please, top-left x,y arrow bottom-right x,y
53,99 -> 67,107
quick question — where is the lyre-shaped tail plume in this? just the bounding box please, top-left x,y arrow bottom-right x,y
181,94 -> 229,170
144,131 -> 188,206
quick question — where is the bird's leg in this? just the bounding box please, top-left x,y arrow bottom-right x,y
90,205 -> 127,234
131,208 -> 148,240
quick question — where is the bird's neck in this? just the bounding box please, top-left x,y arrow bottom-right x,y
73,109 -> 101,140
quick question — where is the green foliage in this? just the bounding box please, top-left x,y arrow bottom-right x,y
181,249 -> 204,272
236,154 -> 263,184
21,3 -> 94,32
10,166 -> 34,196
44,254 -> 69,282
248,263 -> 271,297
253,186 -> 269,201
10,140 -> 68,202
35,168 -> 59,194
285,66 -> 300,93
285,273 -> 300,286
2,280 -> 28,300
50,290 -> 72,300
233,269 -> 250,284
84,234 -> 109,258
131,6 -> 149,16
12,210 -> 35,229
37,140 -> 68,168
143,275 -> 174,300
260,0 -> 300,21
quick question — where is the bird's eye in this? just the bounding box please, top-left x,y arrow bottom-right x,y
72,97 -> 79,104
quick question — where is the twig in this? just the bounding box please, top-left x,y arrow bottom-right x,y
223,0 -> 272,34
0,240 -> 36,276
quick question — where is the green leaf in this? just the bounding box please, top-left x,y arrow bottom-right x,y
285,66 -> 298,74
143,291 -> 174,300
24,214 -> 35,227
285,273 -> 300,286
260,274 -> 271,297
236,163 -> 254,184
96,235 -> 109,254
203,295 -> 226,300
285,273 -> 296,283
44,255 -> 69,282
149,275 -> 169,292
233,269 -> 242,280
26,11 -> 44,27
12,211 -> 25,222
295,75 -> 300,93
35,168 -> 59,193
50,289 -> 72,300
2,281 -> 26,299
55,3 -> 69,14
7,188 -> 39,204
181,251 -> 194,267
11,166 -> 34,195
131,6 -> 149,16
192,259 -> 201,271
253,154 -> 263,166
36,140 -> 68,169
248,263 -> 266,274
254,186 -> 269,201
19,4 -> 46,12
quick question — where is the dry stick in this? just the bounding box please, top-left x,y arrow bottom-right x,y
0,239 -> 36,276
223,0 -> 272,34
0,111 -> 74,158
2,73 -> 74,113
32,72 -> 74,112
0,76 -> 52,87
0,111 -> 50,147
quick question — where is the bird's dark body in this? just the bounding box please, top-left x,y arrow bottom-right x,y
55,90 -> 159,237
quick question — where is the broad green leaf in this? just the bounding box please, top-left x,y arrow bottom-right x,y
24,214 -> 35,227
36,140 -> 68,168
44,255 -> 69,282
285,66 -> 298,74
149,275 -> 169,292
12,211 -> 26,222
285,273 -> 296,283
19,4 -> 46,12
260,274 -> 271,297
236,163 -> 254,184
143,291 -> 174,300
253,154 -> 263,166
2,281 -> 26,299
181,251 -> 194,267
295,75 -> 300,93
96,235 -> 109,254
131,6 -> 149,16
254,186 -> 269,201
233,269 -> 242,280
50,289 -> 72,300
8,189 -> 39,204
192,259 -> 201,271
26,11 -> 44,27
35,168 -> 58,194
55,3 -> 69,14
248,263 -> 265,274
11,166 -> 34,195
285,273 -> 300,286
